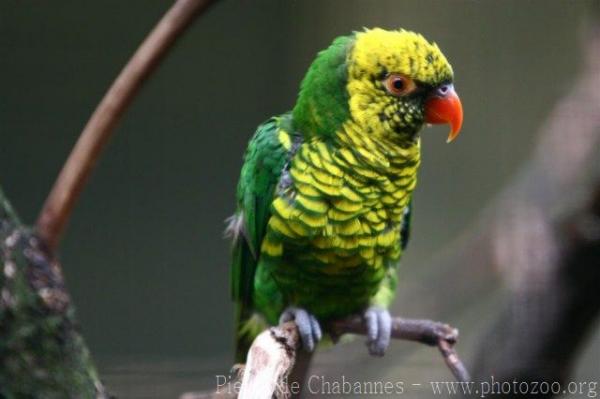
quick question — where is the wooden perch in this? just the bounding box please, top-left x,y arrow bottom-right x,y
238,317 -> 469,399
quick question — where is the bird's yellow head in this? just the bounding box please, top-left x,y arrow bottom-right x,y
293,28 -> 463,143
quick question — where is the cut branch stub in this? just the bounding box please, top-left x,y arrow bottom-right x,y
238,322 -> 301,399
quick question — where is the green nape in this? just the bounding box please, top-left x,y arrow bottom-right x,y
292,35 -> 354,138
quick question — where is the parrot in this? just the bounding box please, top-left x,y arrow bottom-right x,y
226,28 -> 463,362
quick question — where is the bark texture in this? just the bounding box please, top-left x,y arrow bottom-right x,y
0,188 -> 108,398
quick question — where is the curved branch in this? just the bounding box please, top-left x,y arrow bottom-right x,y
36,0 -> 217,252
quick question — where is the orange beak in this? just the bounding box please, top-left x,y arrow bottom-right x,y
424,84 -> 463,143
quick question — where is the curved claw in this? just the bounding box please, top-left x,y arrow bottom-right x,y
279,307 -> 322,352
364,306 -> 392,357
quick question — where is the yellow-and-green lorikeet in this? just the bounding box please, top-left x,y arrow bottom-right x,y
227,28 -> 463,361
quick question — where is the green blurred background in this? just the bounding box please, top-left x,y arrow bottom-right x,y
1,1 -> 598,397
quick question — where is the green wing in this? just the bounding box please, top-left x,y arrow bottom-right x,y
230,116 -> 291,303
229,115 -> 293,360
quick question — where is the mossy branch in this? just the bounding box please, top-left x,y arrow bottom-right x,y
0,188 -> 107,398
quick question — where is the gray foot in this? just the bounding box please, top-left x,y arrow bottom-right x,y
364,306 -> 392,357
279,307 -> 322,352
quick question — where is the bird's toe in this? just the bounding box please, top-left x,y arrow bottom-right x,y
280,307 -> 322,352
364,306 -> 392,357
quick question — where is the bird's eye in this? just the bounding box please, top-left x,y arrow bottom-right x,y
384,74 -> 416,96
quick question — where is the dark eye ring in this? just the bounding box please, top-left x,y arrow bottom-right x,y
384,74 -> 416,96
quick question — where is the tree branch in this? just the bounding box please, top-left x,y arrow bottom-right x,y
36,0 -> 217,252
238,317 -> 469,399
